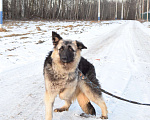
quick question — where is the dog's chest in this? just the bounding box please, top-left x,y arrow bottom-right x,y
46,67 -> 78,91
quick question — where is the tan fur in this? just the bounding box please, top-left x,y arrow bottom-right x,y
77,90 -> 91,114
45,90 -> 57,120
51,40 -> 81,73
78,80 -> 108,117
44,38 -> 108,120
44,40 -> 82,120
54,86 -> 77,112
54,37 -> 60,43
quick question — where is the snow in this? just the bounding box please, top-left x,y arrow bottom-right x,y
0,20 -> 150,120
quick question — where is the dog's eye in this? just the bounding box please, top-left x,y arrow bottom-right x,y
59,46 -> 64,51
68,46 -> 74,52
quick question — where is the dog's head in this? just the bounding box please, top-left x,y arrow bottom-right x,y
51,31 -> 87,70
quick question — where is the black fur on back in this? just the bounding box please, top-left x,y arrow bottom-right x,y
78,57 -> 100,87
43,51 -> 53,74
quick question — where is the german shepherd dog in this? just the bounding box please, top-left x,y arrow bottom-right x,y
44,31 -> 108,120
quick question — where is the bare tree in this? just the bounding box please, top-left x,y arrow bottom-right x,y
147,0 -> 149,22
3,0 -> 148,21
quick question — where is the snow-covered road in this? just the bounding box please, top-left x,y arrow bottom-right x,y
0,20 -> 150,120
96,21 -> 150,120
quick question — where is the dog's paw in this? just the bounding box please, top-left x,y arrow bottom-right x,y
54,108 -> 68,112
100,116 -> 108,119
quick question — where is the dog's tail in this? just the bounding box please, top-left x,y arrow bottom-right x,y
77,91 -> 96,115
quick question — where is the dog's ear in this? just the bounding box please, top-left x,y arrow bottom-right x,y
76,40 -> 87,50
52,31 -> 62,47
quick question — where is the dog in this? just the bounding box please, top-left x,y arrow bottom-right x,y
43,31 -> 108,120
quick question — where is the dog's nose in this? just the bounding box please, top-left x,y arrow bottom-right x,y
61,56 -> 67,60
61,57 -> 68,62
62,57 -> 67,60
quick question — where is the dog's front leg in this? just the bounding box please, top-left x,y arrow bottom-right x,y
54,86 -> 76,112
45,90 -> 57,120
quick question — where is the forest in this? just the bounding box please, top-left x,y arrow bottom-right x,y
2,0 -> 150,20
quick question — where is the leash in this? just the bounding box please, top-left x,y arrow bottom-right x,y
79,72 -> 150,106
100,88 -> 150,106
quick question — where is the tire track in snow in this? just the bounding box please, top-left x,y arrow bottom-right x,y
82,21 -> 135,118
98,21 -> 137,117
85,21 -> 128,57
109,21 -> 150,120
83,21 -> 150,120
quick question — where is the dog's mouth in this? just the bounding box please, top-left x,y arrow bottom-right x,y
61,58 -> 68,63
60,57 -> 73,63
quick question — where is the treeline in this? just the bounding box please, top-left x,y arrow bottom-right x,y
3,0 -> 150,20
3,0 -> 99,20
